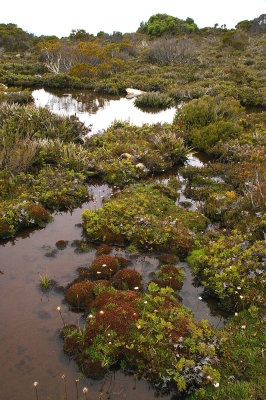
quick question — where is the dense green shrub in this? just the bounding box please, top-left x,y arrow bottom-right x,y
189,121 -> 242,152
189,310 -> 265,400
138,14 -> 198,36
187,232 -> 265,310
174,95 -> 243,129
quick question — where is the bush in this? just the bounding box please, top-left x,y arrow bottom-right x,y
187,232 -> 265,310
174,95 -> 243,129
189,121 -> 242,152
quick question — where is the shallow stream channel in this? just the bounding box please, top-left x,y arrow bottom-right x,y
0,90 -> 227,400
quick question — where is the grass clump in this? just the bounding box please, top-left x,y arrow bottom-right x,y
134,92 -> 174,109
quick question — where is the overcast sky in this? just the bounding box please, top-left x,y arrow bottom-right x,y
1,0 -> 265,37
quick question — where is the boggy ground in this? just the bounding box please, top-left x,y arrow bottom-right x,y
0,27 -> 265,398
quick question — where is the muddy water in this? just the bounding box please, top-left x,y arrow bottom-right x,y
32,89 -> 177,135
0,173 -> 226,400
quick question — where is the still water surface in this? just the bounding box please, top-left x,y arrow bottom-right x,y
32,89 -> 177,134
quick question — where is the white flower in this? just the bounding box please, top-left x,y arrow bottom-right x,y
213,382 -> 219,388
57,306 -> 61,311
33,382 -> 39,387
241,325 -> 246,329
134,286 -> 139,290
83,387 -> 88,394
198,296 -> 202,300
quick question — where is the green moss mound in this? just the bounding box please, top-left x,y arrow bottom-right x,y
82,183 -> 209,255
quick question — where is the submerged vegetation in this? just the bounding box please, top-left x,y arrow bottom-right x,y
0,11 -> 265,400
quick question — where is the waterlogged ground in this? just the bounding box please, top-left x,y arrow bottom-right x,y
0,166 -> 227,400
0,93 -> 227,400
32,89 -> 177,134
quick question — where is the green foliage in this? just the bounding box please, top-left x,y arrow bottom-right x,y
174,95 -> 244,152
222,30 -> 249,50
187,232 -> 265,310
134,92 -> 174,109
189,310 -> 265,400
0,88 -> 33,105
189,121 -> 242,152
175,95 -> 243,130
0,23 -> 34,52
138,14 -> 198,37
62,285 -> 219,392
39,272 -> 54,291
82,183 -> 209,254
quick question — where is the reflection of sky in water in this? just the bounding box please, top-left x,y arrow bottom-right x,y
33,89 -> 177,135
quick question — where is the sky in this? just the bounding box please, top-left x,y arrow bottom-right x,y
1,0 -> 265,37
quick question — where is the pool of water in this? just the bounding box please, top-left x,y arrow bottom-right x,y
32,89 -> 177,135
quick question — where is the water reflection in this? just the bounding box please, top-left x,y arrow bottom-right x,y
32,89 -> 177,134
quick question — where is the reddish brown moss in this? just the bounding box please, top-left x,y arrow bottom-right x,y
56,240 -> 68,249
28,204 -> 51,222
159,254 -> 179,264
157,265 -> 185,290
111,268 -> 142,290
65,281 -> 95,309
115,256 -> 130,268
90,255 -> 120,278
0,223 -> 14,239
86,291 -> 140,342
76,353 -> 108,379
96,244 -> 112,255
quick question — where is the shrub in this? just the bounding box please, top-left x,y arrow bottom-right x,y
82,183 -> 209,255
174,95 -> 243,129
62,285 -> 219,391
0,88 -> 33,105
187,232 -> 265,310
189,121 -> 242,152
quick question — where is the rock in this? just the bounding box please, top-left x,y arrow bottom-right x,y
136,163 -> 150,174
126,88 -> 146,98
